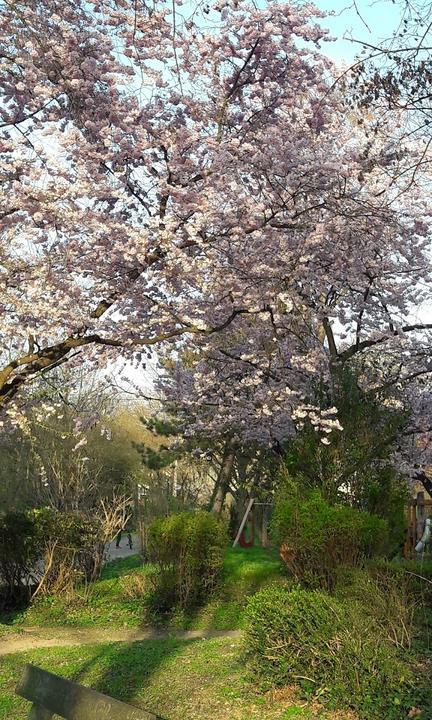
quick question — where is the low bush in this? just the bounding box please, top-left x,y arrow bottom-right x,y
147,511 -> 228,610
0,509 -> 105,608
0,511 -> 39,607
244,585 -> 416,719
334,563 -> 415,649
32,509 -> 102,596
120,571 -> 151,600
389,557 -> 432,608
244,585 -> 337,685
272,490 -> 389,589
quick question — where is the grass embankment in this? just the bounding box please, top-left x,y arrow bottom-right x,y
0,635 -> 356,720
0,546 -> 284,632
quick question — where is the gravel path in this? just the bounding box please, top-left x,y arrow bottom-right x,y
105,532 -> 140,562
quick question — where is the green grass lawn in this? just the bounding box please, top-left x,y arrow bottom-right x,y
0,546 -> 285,632
0,636 -> 356,720
2,550 -> 431,719
0,547 -> 357,719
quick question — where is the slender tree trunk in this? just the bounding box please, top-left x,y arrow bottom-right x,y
211,442 -> 236,515
232,451 -> 250,526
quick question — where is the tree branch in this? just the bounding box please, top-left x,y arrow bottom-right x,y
339,323 -> 432,362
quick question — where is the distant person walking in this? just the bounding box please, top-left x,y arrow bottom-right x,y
115,527 -> 122,548
115,513 -> 133,549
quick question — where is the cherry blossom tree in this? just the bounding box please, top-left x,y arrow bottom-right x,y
349,0 -> 432,147
1,0 -> 432,491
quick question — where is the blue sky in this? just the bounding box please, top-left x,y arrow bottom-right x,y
315,0 -> 401,62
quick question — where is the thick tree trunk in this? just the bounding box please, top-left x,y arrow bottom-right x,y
211,443 -> 236,515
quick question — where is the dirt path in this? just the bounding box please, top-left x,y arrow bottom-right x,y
0,626 -> 241,655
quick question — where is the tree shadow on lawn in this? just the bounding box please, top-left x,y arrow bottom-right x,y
70,635 -> 196,718
0,585 -> 37,627
101,554 -> 146,580
145,546 -> 285,633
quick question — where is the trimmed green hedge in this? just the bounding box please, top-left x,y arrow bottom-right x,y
271,490 -> 389,588
244,584 -> 415,719
148,510 -> 228,609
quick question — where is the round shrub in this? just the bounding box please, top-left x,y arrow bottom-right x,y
244,585 -> 340,688
148,510 -> 228,610
244,585 -> 415,719
272,490 -> 389,589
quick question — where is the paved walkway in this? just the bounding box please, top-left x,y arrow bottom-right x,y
105,533 -> 140,563
0,627 -> 241,655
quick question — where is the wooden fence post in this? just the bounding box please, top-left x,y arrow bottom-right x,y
416,491 -> 426,543
261,505 -> 269,548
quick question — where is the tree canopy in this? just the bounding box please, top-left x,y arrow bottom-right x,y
1,0 -> 432,479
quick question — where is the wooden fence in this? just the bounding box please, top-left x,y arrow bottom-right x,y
404,491 -> 432,557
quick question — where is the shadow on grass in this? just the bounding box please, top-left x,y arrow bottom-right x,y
0,588 -> 34,626
6,546 -> 285,719
143,545 -> 285,633
101,554 -> 147,580
73,549 -> 273,715
69,636 -> 196,718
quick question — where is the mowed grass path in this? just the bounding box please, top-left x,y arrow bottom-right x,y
0,635 -> 357,720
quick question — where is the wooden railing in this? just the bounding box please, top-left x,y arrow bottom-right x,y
16,664 -> 164,720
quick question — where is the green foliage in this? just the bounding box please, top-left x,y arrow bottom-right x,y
141,415 -> 180,438
147,511 -> 228,609
33,508 -> 100,547
395,559 -> 432,615
220,546 -> 284,600
244,585 -> 416,719
245,585 -> 337,685
271,490 -> 389,589
101,553 -> 144,580
0,635 -> 339,720
334,563 -> 415,649
8,556 -> 153,629
1,546 -> 285,632
0,508 -> 104,607
0,390 -> 145,514
169,546 -> 286,631
32,508 -> 103,594
119,571 -> 152,600
135,415 -> 180,470
0,511 -> 39,607
350,466 -> 409,555
281,368 -> 409,545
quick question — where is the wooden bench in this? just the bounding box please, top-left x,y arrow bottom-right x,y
16,664 -> 165,720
